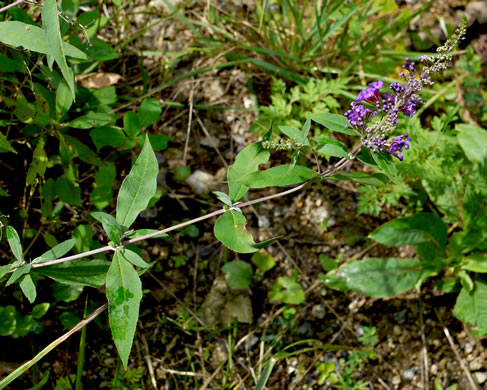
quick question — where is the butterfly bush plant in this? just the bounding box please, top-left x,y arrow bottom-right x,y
2,16 -> 480,387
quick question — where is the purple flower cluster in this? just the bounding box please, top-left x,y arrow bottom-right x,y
341,17 -> 467,162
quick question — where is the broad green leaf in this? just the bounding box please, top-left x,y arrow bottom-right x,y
358,146 -> 379,169
0,306 -> 17,336
327,172 -> 389,186
91,212 -> 122,245
121,249 -> 150,268
34,259 -> 109,287
311,113 -> 361,136
251,251 -> 276,274
279,125 -> 302,142
6,226 -> 23,262
370,213 -> 447,250
0,21 -> 87,59
371,151 -> 400,184
52,282 -> 84,302
6,264 -> 31,286
138,99 -> 161,127
42,0 -> 75,98
32,238 -> 76,264
268,276 -> 305,304
316,137 -> 349,159
222,261 -> 253,289
19,274 -> 36,303
67,112 -> 118,129
0,265 -> 10,279
90,127 -> 126,149
454,279 -> 487,336
323,258 -> 424,298
456,124 -> 487,165
462,255 -> 487,273
213,191 -> 233,207
227,142 -> 270,202
0,132 -> 17,154
32,303 -> 50,319
116,135 -> 158,230
0,54 -> 25,72
65,135 -> 102,166
124,111 -> 142,137
106,251 -> 142,368
238,164 -> 317,188
214,210 -> 278,253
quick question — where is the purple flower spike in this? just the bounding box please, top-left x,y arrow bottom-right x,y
344,102 -> 377,129
356,80 -> 384,104
388,133 -> 411,160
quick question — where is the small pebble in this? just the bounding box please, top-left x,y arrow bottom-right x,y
392,375 -> 401,385
469,357 -> 483,371
393,325 -> 401,336
402,367 -> 417,381
311,304 -> 326,320
474,371 -> 487,384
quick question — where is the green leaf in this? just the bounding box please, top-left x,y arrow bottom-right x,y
323,258 -> 424,298
310,113 -> 361,136
125,229 -> 168,240
462,255 -> 487,273
327,172 -> 389,186
90,127 -> 126,149
316,137 -> 349,159
56,78 -> 73,119
65,135 -> 102,166
268,276 -> 305,304
0,265 -> 11,279
214,210 -> 278,253
106,251 -> 142,368
222,261 -> 253,289
34,259 -> 109,287
91,212 -> 122,245
116,135 -> 158,230
121,249 -> 150,268
456,124 -> 487,165
32,238 -> 76,264
6,226 -> 23,262
251,251 -> 276,274
279,125 -> 303,142
72,224 -> 93,253
454,279 -> 487,336
0,132 -> 17,154
32,303 -> 50,319
227,142 -> 270,202
26,137 -> 48,185
0,306 -> 17,336
369,213 -> 447,253
138,99 -> 161,127
19,274 -> 36,303
52,282 -> 84,302
67,112 -> 118,129
0,21 -> 87,59
6,264 -> 31,287
54,177 -> 81,205
371,151 -> 399,184
213,191 -> 233,207
124,111 -> 142,137
238,164 -> 317,188
42,0 -> 75,99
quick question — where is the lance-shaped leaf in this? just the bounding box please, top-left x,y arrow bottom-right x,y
316,137 -> 349,159
19,275 -> 36,303
91,212 -> 122,245
323,258 -> 424,298
227,142 -> 270,202
0,21 -> 87,59
34,259 -> 110,287
454,279 -> 487,336
214,210 -> 278,253
42,0 -> 75,99
327,172 -> 389,186
106,251 -> 142,368
6,226 -> 23,262
32,238 -> 76,264
6,264 -> 31,286
121,249 -> 150,268
311,113 -> 361,136
116,135 -> 158,231
236,164 -> 317,189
